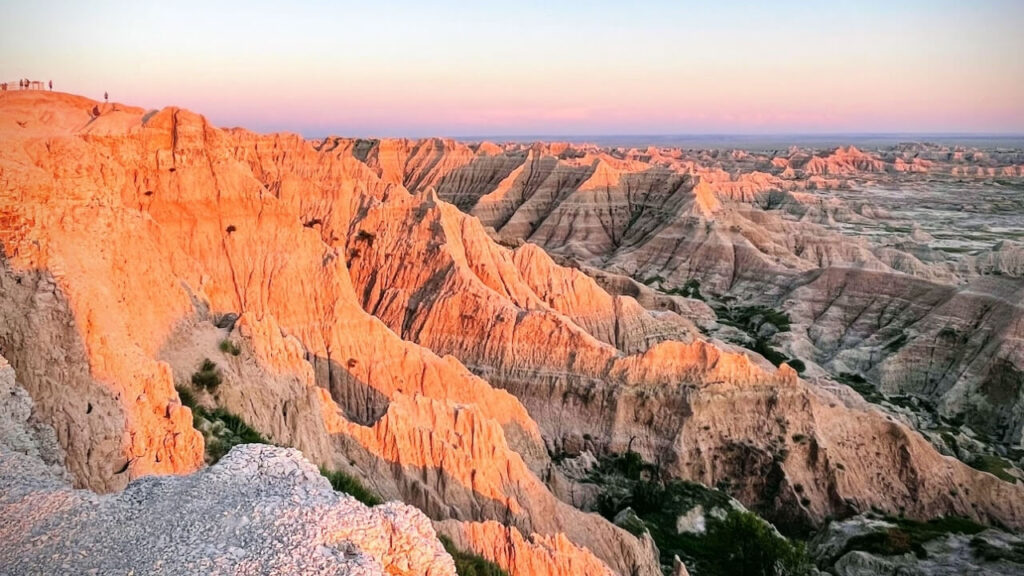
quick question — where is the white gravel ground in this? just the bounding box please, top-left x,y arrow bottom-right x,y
0,357 -> 455,576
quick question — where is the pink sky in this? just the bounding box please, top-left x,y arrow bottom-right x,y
2,1 -> 1022,136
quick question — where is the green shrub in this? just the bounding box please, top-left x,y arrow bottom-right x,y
971,535 -> 1024,563
587,451 -> 809,575
968,454 -> 1017,483
715,305 -> 792,333
752,338 -> 791,368
842,516 -> 987,560
714,304 -> 804,370
219,339 -> 242,356
319,467 -> 383,506
175,386 -> 268,464
438,535 -> 509,576
605,450 -> 649,481
702,510 -> 812,576
786,359 -> 806,374
176,386 -> 197,409
201,407 -> 269,463
191,358 -> 222,391
837,372 -> 885,403
659,278 -> 706,301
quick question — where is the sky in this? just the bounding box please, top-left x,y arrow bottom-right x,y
2,0 -> 1023,137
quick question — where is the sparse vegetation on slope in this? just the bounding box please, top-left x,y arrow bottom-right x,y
971,534 -> 1024,563
319,467 -> 382,506
968,454 -> 1017,484
586,452 -> 811,576
191,358 -> 222,391
840,515 -> 987,560
218,339 -> 241,356
714,304 -> 805,374
438,535 -> 509,576
176,385 -> 268,464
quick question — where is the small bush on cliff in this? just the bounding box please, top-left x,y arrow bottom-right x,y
438,535 -> 508,576
968,454 -> 1017,483
319,467 -> 382,506
218,339 -> 241,356
703,510 -> 812,576
191,358 -> 222,391
971,535 -> 1024,563
175,386 -> 268,464
714,304 -> 807,372
842,516 -> 986,560
587,452 -> 810,575
176,386 -> 197,410
603,450 -> 652,481
200,407 -> 269,464
681,278 -> 705,300
715,304 -> 791,333
658,278 -> 706,301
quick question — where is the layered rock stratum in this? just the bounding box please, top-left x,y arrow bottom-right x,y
1,90 -> 1022,575
0,354 -> 456,575
0,91 -> 654,576
349,135 -> 1024,451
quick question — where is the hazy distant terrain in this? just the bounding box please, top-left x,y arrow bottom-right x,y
456,134 -> 1024,151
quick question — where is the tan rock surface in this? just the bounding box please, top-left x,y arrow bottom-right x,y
438,520 -> 622,576
3,91 -> 1022,575
337,136 -> 1024,530
0,91 -> 652,576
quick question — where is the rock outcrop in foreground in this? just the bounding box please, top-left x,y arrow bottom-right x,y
0,445 -> 455,576
0,354 -> 455,576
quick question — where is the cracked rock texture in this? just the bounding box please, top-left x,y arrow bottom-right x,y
3,90 -> 1023,575
0,353 -> 456,575
0,91 -> 649,576
352,137 -> 1024,447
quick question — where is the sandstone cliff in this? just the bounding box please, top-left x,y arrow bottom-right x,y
2,91 -> 1022,575
0,91 -> 653,576
341,136 -> 1024,452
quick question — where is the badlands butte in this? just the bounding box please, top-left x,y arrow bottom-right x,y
0,90 -> 1023,576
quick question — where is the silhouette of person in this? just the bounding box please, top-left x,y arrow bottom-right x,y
49,80 -> 53,91
104,91 -> 109,102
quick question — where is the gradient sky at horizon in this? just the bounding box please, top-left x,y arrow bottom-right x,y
2,1 -> 1023,137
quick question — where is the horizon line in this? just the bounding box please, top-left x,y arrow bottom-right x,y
299,131 -> 1024,144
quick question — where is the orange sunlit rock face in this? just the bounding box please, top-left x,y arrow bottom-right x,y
0,91 -> 655,576
438,520 -> 619,576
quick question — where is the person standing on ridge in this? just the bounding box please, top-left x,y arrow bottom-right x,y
104,91 -> 108,102
49,80 -> 53,91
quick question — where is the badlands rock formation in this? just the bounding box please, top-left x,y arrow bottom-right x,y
1,90 -> 1022,575
0,91 -> 653,576
0,353 -> 455,575
346,136 -> 1024,450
